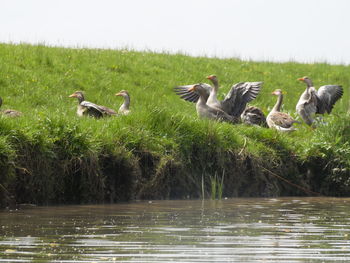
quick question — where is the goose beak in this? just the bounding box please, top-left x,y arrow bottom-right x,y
206,76 -> 212,80
298,77 -> 304,81
68,93 -> 76,98
115,92 -> 121,96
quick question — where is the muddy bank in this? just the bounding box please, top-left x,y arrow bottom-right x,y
1,142 -> 348,209
1,113 -> 349,209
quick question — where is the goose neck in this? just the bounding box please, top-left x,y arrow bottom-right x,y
272,94 -> 283,112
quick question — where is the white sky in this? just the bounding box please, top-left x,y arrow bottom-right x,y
1,0 -> 350,64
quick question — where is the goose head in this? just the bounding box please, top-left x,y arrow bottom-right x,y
298,76 -> 313,87
206,75 -> 218,86
115,90 -> 130,98
69,91 -> 85,103
271,89 -> 283,96
188,84 -> 208,97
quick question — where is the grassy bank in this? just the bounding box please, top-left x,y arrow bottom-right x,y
0,43 -> 349,207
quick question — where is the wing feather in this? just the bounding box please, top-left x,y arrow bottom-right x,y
174,85 -> 199,103
81,101 -> 116,117
174,83 -> 211,103
174,87 -> 200,103
316,85 -> 343,114
270,112 -> 296,128
222,82 -> 263,117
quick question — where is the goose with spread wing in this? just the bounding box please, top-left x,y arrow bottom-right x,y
115,90 -> 131,115
174,75 -> 264,124
296,76 -> 343,125
267,89 -> 299,131
0,97 -> 22,117
69,91 -> 117,118
187,84 -> 238,123
206,75 -> 263,118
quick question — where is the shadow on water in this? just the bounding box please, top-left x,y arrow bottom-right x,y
1,197 -> 350,262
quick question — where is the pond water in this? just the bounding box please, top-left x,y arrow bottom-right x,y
1,198 -> 350,262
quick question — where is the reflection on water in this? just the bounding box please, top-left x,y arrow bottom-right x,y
1,198 -> 350,262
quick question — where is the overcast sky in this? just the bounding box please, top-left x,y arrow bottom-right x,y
1,0 -> 349,64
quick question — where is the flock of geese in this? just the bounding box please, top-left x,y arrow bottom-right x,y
174,75 -> 344,131
0,90 -> 131,118
0,75 -> 344,131
68,90 -> 131,117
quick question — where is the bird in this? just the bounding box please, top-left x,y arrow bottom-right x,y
266,89 -> 299,131
69,91 -> 117,118
241,106 -> 267,127
0,97 -> 22,117
115,90 -> 131,115
187,84 -> 238,123
174,75 -> 264,125
205,75 -> 263,118
296,76 -> 343,125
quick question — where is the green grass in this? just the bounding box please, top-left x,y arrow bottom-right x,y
0,43 -> 349,206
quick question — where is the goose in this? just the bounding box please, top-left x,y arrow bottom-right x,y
267,89 -> 299,131
115,90 -> 131,115
207,75 -> 267,126
241,106 -> 267,127
69,91 -> 117,118
205,75 -> 263,118
188,84 -> 238,123
0,97 -> 22,117
174,75 -> 264,124
296,76 -> 343,125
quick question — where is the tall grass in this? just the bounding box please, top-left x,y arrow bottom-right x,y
0,43 -> 349,206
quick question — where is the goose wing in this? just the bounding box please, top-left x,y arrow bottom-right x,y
99,106 -> 117,115
316,85 -> 343,114
222,82 -> 262,117
81,101 -> 117,117
270,112 -> 296,128
174,83 -> 211,103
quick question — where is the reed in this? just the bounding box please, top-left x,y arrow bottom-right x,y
210,172 -> 217,200
209,171 -> 225,200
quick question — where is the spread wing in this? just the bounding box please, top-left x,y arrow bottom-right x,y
316,85 -> 343,114
81,101 -> 116,117
173,83 -> 211,103
222,82 -> 263,117
98,105 -> 117,115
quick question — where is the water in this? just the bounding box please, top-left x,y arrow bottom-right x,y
1,197 -> 350,262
